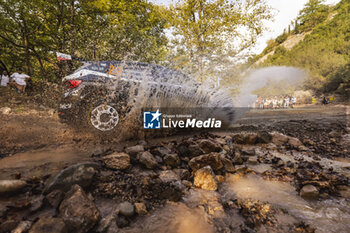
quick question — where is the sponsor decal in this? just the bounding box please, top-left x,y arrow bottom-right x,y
59,103 -> 72,109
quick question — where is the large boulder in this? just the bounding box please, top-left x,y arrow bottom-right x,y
0,180 -> 26,195
188,152 -> 223,172
198,139 -> 222,153
29,217 -> 67,233
300,185 -> 319,199
59,185 -> 100,233
138,151 -> 158,169
44,162 -> 98,193
193,166 -> 218,191
102,152 -> 130,170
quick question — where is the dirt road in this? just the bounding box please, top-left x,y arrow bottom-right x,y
0,104 -> 348,179
0,104 -> 349,233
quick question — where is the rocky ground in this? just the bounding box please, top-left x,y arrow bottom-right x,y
0,104 -> 349,233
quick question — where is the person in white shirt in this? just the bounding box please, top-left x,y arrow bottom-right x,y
10,68 -> 30,93
0,70 -> 10,87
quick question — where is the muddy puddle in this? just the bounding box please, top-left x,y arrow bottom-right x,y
123,202 -> 214,233
224,174 -> 350,233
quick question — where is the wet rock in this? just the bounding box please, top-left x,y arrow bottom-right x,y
216,175 -> 225,183
182,180 -> 192,188
236,165 -> 249,174
271,132 -> 289,145
238,199 -> 275,229
198,139 -> 222,153
12,221 -> 32,233
221,158 -> 235,172
300,185 -> 319,199
151,146 -> 172,157
117,201 -> 134,217
96,213 -> 116,233
0,107 -> 11,115
0,180 -> 26,195
102,152 -> 130,170
59,185 -> 100,232
223,145 -> 230,152
138,151 -> 158,169
188,152 -> 223,172
163,154 -> 180,167
159,170 -> 180,183
134,203 -> 147,216
288,137 -> 303,148
29,217 -> 67,233
173,169 -> 190,180
303,139 -> 315,146
188,144 -> 205,157
247,157 -> 258,165
44,162 -> 98,193
241,147 -> 255,156
46,189 -> 64,209
257,131 -> 272,143
233,133 -> 259,144
276,160 -> 285,167
193,166 -> 218,191
125,145 -> 144,156
233,152 -> 243,165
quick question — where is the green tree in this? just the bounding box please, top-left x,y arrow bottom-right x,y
298,0 -> 329,31
167,0 -> 272,82
0,0 -> 168,81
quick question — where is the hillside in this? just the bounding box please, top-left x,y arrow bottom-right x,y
252,0 -> 350,98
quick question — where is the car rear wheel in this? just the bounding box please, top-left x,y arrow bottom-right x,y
89,104 -> 119,132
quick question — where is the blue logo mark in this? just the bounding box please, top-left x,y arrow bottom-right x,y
143,109 -> 161,129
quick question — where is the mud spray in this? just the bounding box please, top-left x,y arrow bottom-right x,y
115,66 -> 235,141
110,65 -> 306,141
234,66 -> 307,107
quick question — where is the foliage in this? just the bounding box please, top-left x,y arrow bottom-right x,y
0,0 -> 168,81
297,0 -> 329,31
257,0 -> 350,97
166,0 -> 272,82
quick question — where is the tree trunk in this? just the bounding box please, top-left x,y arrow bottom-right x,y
23,19 -> 32,76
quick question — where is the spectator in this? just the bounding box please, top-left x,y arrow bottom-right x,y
1,70 -> 10,87
284,96 -> 290,108
10,68 -> 30,93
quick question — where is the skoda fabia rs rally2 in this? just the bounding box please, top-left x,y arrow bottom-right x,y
58,61 -> 234,133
